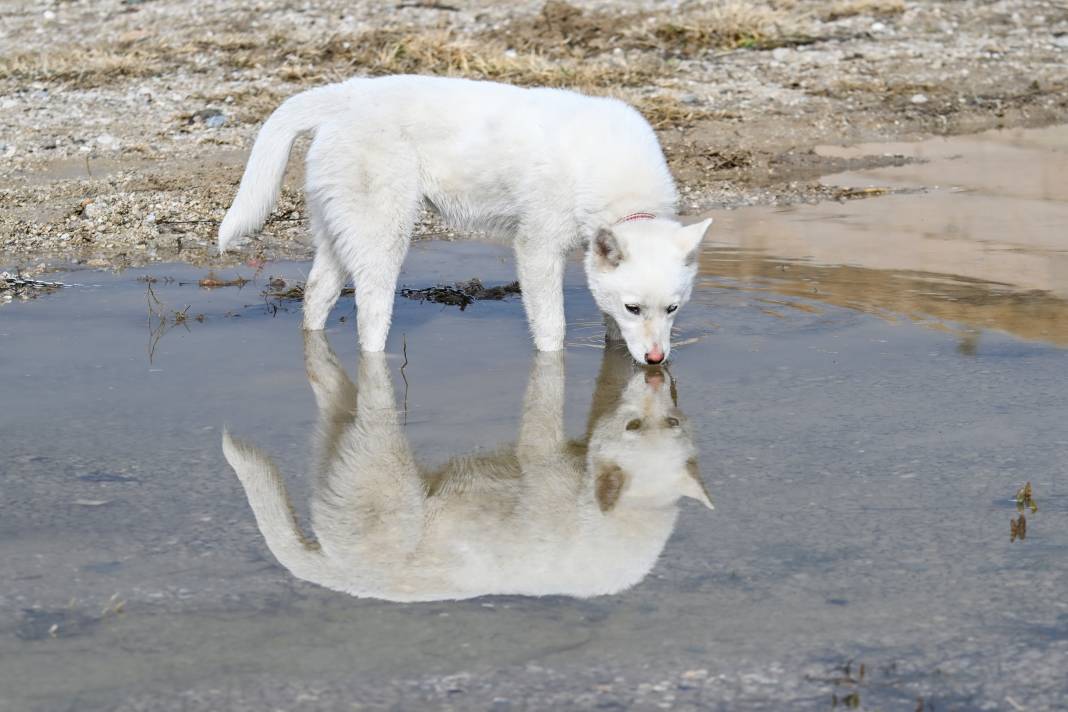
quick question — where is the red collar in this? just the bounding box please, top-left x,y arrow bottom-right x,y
616,212 -> 656,224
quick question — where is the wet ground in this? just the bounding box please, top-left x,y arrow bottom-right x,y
2,127 -> 1067,710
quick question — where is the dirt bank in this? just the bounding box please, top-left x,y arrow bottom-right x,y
1,0 -> 1065,271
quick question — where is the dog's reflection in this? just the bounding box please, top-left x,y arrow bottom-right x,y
223,332 -> 712,601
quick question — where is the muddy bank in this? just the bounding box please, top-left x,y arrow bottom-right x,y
1,0 -> 1066,270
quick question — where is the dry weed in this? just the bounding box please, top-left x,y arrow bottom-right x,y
659,1 -> 783,48
1,2 -> 786,132
635,95 -> 716,129
494,1 -> 813,56
652,2 -> 811,52
490,0 -> 641,58
0,47 -> 162,87
279,29 -> 656,88
821,0 -> 906,21
1,1 -> 816,92
1,25 -> 657,92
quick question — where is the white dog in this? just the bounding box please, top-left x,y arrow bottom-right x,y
218,75 -> 711,364
222,333 -> 713,601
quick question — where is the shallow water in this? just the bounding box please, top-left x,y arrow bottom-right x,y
2,127 -> 1067,710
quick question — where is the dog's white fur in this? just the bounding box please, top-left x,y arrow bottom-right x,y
218,75 -> 711,363
222,332 -> 713,601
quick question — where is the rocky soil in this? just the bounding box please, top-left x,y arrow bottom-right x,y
1,0 -> 1066,271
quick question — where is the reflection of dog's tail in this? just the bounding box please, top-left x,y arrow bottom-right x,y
222,429 -> 324,578
217,85 -> 341,252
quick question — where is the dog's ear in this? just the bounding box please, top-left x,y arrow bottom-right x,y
676,218 -> 712,265
592,227 -> 625,269
682,457 -> 714,509
596,461 -> 627,512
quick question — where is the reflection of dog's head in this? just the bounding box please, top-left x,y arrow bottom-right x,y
587,363 -> 713,513
584,217 -> 712,365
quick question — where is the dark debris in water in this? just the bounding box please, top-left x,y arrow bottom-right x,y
1015,481 -> 1037,514
400,278 -> 521,310
260,277 -> 520,310
191,271 -> 250,289
1010,514 -> 1027,543
262,276 -> 355,303
1010,482 -> 1037,543
1,271 -> 66,301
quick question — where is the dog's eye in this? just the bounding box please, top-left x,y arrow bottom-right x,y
626,418 -> 642,431
666,304 -> 678,314
665,416 -> 680,428
625,304 -> 641,315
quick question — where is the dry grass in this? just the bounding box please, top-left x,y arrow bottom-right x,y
279,28 -> 656,88
494,0 -> 813,56
0,1 -> 815,91
0,26 -> 654,92
490,0 -> 638,58
651,2 -> 801,52
0,0 -> 818,133
821,0 -> 906,21
0,48 -> 163,87
634,95 -> 717,130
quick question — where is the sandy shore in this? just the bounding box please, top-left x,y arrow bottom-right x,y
1,0 -> 1065,270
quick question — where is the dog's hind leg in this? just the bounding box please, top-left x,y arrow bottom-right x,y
303,218 -> 347,331
318,191 -> 418,352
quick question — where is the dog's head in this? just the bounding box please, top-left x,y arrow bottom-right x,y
584,218 -> 712,365
587,363 -> 712,513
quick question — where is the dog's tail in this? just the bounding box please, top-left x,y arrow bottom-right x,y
222,429 -> 324,580
217,85 -> 342,252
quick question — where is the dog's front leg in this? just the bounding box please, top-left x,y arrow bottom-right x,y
603,313 -> 623,344
515,240 -> 566,351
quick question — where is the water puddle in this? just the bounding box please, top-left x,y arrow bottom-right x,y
698,125 -> 1068,347
2,128 -> 1066,710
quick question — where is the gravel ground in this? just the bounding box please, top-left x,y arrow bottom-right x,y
1,0 -> 1066,271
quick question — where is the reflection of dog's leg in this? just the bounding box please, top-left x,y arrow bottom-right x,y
604,313 -> 623,344
517,351 -> 582,511
320,352 -> 424,546
517,351 -> 567,460
302,212 -> 347,331
303,330 -> 358,469
222,431 -> 324,581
